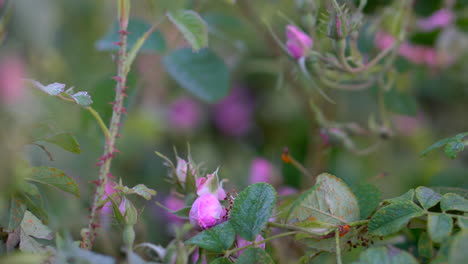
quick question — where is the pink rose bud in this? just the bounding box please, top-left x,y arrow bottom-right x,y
236,235 -> 265,256
102,180 -> 118,216
286,25 -> 313,59
418,9 -> 454,32
118,197 -> 127,216
189,193 -> 223,229
249,158 -> 274,184
175,157 -> 194,183
196,171 -> 226,200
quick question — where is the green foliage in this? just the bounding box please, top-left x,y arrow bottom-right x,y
167,10 -> 208,51
420,132 -> 468,159
236,248 -> 275,264
369,201 -> 425,236
428,214 -> 453,243
27,167 -> 80,197
418,232 -> 433,258
96,19 -> 166,53
288,173 -> 360,224
449,230 -> 468,264
42,133 -> 81,154
186,221 -> 235,253
210,258 -> 233,264
70,91 -> 93,107
440,193 -> 468,212
163,48 -> 229,103
19,211 -> 53,253
354,183 -> 382,219
0,196 -> 27,231
384,189 -> 415,204
352,246 -> 418,264
415,187 -> 442,210
230,183 -> 276,241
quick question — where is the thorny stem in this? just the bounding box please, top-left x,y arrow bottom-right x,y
81,5 -> 129,249
223,231 -> 297,257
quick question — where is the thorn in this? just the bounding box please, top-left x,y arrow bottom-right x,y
112,76 -> 122,82
95,161 -> 104,166
112,41 -> 123,46
115,133 -> 121,138
121,107 -> 127,114
113,148 -> 121,154
90,180 -> 101,185
122,93 -> 128,97
107,173 -> 114,179
118,30 -> 130,35
109,102 -> 116,105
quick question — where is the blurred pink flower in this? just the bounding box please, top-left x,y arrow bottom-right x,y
0,55 -> 26,104
236,235 -> 265,256
393,113 -> 425,135
249,158 -> 274,184
286,25 -> 313,59
167,97 -> 202,132
196,172 -> 226,200
213,87 -> 253,137
418,9 -> 454,32
278,186 -> 298,196
189,193 -> 224,229
163,195 -> 185,222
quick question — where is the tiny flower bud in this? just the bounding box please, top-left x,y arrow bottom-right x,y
286,25 -> 313,59
196,170 -> 226,200
327,12 -> 347,40
189,193 -> 223,229
175,157 -> 191,183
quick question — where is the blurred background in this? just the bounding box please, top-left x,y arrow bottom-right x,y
1,0 -> 467,257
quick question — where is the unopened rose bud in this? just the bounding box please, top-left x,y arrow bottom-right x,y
175,157 -> 192,183
189,193 -> 223,229
196,171 -> 226,200
327,12 -> 347,40
286,25 -> 313,59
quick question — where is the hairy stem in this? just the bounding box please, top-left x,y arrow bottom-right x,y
81,4 -> 129,249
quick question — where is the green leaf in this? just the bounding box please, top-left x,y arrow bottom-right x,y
21,183 -> 48,223
236,248 -> 275,264
230,183 -> 276,241
441,193 -> 468,212
293,220 -> 336,236
369,201 -> 425,236
415,187 -> 442,210
32,81 -> 65,95
352,246 -> 418,264
384,189 -> 415,204
163,48 -> 229,103
457,216 -> 468,229
20,211 -> 53,240
186,221 -> 235,253
27,167 -> 80,197
418,232 -> 433,258
42,133 -> 81,154
384,89 -> 417,116
130,184 -> 157,200
96,19 -> 166,52
0,196 -> 27,231
428,214 -> 453,243
70,91 -> 93,107
354,183 -> 382,219
210,258 -> 234,264
420,137 -> 454,157
167,10 -> 208,51
444,141 -> 465,159
287,173 -> 360,225
449,230 -> 468,264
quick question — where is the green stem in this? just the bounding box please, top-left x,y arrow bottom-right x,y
86,107 -> 111,141
348,220 -> 369,227
224,231 -> 297,257
335,229 -> 343,264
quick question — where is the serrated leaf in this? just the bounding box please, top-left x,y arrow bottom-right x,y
20,211 -> 52,240
354,183 -> 382,219
230,183 -> 276,241
441,193 -> 468,212
352,246 -> 418,264
130,184 -> 157,200
32,81 -> 65,95
287,173 -> 360,225
21,183 -> 48,223
418,232 -> 433,258
27,167 -> 80,197
96,19 -> 166,53
186,221 -> 235,253
167,10 -> 208,51
163,48 -> 229,103
449,230 -> 468,264
210,258 -> 233,264
42,133 -> 81,154
70,91 -> 93,107
236,248 -> 275,264
416,187 -> 442,210
444,141 -> 465,159
384,189 -> 415,204
369,201 -> 425,236
428,214 -> 452,243
0,196 -> 27,231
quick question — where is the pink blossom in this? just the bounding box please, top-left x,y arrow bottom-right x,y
163,195 -> 185,222
236,235 -> 265,256
101,180 -> 118,216
175,157 -> 193,183
189,193 -> 223,229
286,25 -> 313,59
0,55 -> 26,104
167,97 -> 202,132
196,172 -> 226,200
278,186 -> 298,196
118,197 -> 127,216
418,9 -> 454,32
213,87 -> 253,137
249,158 -> 275,184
